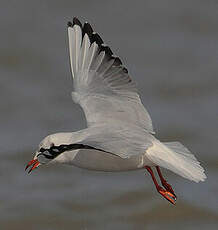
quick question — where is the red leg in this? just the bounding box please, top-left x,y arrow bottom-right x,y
145,166 -> 176,205
156,166 -> 176,198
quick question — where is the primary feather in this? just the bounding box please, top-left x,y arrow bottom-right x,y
67,17 -> 154,134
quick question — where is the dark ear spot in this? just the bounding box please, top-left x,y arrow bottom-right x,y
50,143 -> 54,147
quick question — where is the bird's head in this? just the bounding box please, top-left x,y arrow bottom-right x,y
25,133 -> 74,173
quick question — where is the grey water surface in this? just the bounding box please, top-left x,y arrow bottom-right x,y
0,0 -> 218,229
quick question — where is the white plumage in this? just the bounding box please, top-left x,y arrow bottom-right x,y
146,140 -> 206,182
67,18 -> 206,182
26,17 -> 206,204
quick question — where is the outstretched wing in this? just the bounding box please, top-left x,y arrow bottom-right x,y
78,126 -> 154,159
68,17 -> 154,133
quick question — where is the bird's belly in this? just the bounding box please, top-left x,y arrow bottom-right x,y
71,149 -> 153,172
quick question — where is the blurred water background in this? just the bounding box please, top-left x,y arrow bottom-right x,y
0,0 -> 218,229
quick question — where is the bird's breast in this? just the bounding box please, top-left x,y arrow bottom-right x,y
68,149 -> 154,172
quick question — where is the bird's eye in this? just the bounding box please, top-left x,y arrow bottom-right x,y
39,148 -> 45,152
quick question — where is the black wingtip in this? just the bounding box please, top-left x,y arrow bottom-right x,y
99,45 -> 113,57
113,57 -> 122,66
73,17 -> 82,27
68,18 -> 125,72
83,22 -> 94,38
92,33 -> 104,46
123,67 -> 128,74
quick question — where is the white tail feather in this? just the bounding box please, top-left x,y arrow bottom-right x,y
146,140 -> 206,182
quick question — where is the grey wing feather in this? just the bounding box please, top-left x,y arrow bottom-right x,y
68,18 -> 154,134
75,126 -> 154,158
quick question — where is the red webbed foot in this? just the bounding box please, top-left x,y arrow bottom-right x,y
157,186 -> 177,205
161,179 -> 176,198
145,166 -> 177,205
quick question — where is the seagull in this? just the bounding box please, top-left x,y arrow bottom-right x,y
25,17 -> 206,204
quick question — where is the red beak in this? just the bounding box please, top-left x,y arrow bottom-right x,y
25,159 -> 40,173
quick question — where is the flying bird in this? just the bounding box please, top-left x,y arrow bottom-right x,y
25,17 -> 206,204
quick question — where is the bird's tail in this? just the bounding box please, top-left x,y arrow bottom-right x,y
146,140 -> 206,182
